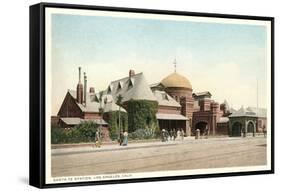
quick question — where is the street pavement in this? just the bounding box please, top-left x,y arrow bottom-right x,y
51,137 -> 267,177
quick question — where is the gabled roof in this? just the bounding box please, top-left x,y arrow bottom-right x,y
247,107 -> 267,118
153,90 -> 180,107
68,90 -> 126,113
193,91 -> 212,99
106,73 -> 156,103
100,94 -> 126,113
229,106 -> 267,118
68,90 -> 100,113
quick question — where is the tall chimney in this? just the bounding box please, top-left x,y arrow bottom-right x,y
129,69 -> 135,78
84,72 -> 87,107
76,67 -> 83,104
78,67 -> 81,83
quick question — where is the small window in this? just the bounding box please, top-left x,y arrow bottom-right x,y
107,85 -> 112,94
162,93 -> 169,100
117,82 -> 122,91
128,79 -> 134,89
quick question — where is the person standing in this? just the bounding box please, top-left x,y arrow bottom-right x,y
172,129 -> 176,141
169,130 -> 173,141
161,129 -> 165,142
122,131 -> 128,146
262,126 -> 267,138
95,130 -> 101,148
164,129 -> 169,142
180,129 -> 185,141
242,126 -> 246,138
176,129 -> 181,141
119,132 -> 124,146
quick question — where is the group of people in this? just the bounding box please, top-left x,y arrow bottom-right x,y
94,129 -> 129,148
161,128 -> 185,142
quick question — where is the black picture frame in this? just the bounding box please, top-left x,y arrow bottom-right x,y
29,2 -> 274,189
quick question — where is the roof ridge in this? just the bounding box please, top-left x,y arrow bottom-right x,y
110,72 -> 143,84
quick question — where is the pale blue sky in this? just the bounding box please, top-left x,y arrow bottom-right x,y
51,13 -> 268,115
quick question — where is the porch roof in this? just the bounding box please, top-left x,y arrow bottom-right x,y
60,117 -> 108,125
156,113 -> 188,120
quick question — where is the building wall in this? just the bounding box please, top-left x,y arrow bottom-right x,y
216,122 -> 229,135
157,105 -> 181,114
229,116 -> 257,137
164,87 -> 194,119
51,116 -> 60,127
83,112 -> 102,120
191,102 -> 222,136
257,117 -> 267,133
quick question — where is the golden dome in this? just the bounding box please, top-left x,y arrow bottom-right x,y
161,72 -> 192,89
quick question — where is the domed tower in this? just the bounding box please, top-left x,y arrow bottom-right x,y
160,64 -> 194,135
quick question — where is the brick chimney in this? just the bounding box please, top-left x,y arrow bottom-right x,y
76,67 -> 83,104
89,87 -> 95,93
84,72 -> 87,107
129,69 -> 135,77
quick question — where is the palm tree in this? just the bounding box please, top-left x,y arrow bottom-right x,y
116,94 -> 123,140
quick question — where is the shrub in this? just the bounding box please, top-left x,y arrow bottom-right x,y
51,121 -> 98,144
128,123 -> 160,140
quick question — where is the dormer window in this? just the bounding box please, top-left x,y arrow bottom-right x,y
104,97 -> 108,104
94,95 -> 99,102
128,78 -> 134,89
107,85 -> 112,94
162,93 -> 169,101
117,81 -> 122,91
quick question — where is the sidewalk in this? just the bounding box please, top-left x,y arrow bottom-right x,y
51,136 -> 249,156
52,140 -> 181,156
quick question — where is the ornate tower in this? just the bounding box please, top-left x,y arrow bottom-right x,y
160,60 -> 194,135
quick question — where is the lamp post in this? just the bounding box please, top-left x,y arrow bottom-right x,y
116,94 -> 123,141
98,91 -> 104,142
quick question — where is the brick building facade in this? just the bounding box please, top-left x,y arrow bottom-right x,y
53,66 -> 267,140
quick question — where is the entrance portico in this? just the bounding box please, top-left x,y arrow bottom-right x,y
156,113 -> 188,134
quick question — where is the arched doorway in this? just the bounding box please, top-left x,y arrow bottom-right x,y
247,121 -> 255,135
195,121 -> 208,135
232,122 -> 242,137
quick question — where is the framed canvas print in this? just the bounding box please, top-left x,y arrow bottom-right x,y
29,2 -> 274,188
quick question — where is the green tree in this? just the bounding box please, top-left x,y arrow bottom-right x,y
106,111 -> 128,140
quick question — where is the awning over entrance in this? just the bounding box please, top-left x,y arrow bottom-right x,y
156,113 -> 188,120
60,117 -> 108,125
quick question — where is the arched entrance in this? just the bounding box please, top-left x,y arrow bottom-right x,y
195,121 -> 208,135
232,122 -> 242,137
247,121 -> 255,136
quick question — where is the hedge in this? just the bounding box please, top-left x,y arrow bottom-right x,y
51,121 -> 98,144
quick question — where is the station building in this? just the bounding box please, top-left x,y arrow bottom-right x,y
54,66 -> 267,139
